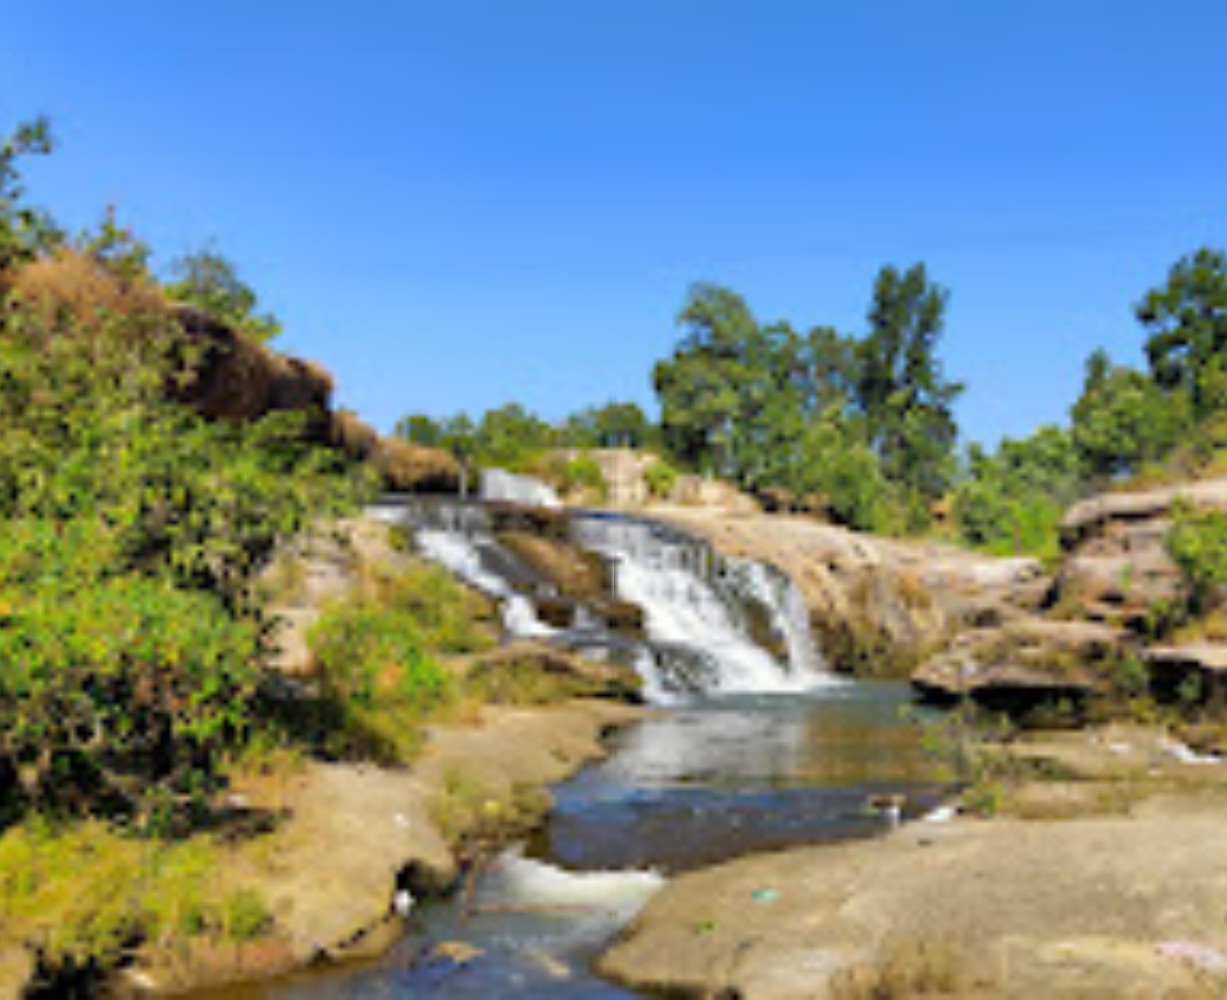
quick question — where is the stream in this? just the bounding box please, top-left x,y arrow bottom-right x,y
270,475 -> 950,997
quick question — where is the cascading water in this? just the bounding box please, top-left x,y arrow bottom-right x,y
386,496 -> 557,639
481,467 -> 563,508
570,512 -> 832,696
375,465 -> 836,702
378,487 -> 834,702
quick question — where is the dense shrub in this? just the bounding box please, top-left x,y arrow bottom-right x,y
954,426 -> 1083,558
644,458 -> 679,500
0,241 -> 374,826
557,453 -> 607,498
1167,503 -> 1227,614
0,561 -> 261,823
307,564 -> 493,761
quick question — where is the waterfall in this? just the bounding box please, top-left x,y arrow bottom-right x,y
374,498 -> 834,702
387,498 -> 557,639
480,468 -> 562,508
570,513 -> 831,696
726,559 -> 827,678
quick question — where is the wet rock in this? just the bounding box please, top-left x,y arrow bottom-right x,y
598,599 -> 646,637
488,502 -> 572,541
497,529 -> 610,599
536,595 -> 579,628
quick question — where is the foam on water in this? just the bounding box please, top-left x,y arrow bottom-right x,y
479,847 -> 664,918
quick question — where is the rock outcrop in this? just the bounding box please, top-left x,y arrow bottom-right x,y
908,477 -> 1227,714
654,510 -> 1045,679
1051,477 -> 1227,627
598,799 -> 1227,998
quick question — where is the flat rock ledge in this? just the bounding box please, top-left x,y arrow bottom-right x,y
599,805 -> 1227,998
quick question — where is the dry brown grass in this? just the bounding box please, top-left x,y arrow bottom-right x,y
329,409 -> 379,461
373,435 -> 460,492
7,249 -> 169,334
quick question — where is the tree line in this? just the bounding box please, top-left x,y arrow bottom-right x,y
400,248 -> 1227,553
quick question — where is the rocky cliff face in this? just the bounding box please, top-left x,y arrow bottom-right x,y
172,304 -> 461,493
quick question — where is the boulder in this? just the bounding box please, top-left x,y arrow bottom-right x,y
1049,478 -> 1227,627
912,614 -> 1120,717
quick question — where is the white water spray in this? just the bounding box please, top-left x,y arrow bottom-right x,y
571,514 -> 832,695
481,469 -> 562,508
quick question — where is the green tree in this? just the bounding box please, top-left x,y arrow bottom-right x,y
955,425 -> 1084,556
562,401 -> 656,449
654,284 -> 760,476
1166,503 -> 1227,615
473,403 -> 555,468
0,116 -> 59,271
792,406 -> 896,532
166,248 -> 281,342
1140,247 -> 1227,417
395,413 -> 444,448
1070,350 -> 1191,480
855,263 -> 963,517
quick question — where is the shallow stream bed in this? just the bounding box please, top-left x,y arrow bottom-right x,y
265,681 -> 947,998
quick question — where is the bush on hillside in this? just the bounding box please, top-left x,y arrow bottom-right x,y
307,564 -> 494,761
0,239 -> 375,828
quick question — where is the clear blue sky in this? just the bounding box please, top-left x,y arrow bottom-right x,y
3,2 -> 1225,447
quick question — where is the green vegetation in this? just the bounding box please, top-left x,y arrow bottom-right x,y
1167,504 -> 1227,616
0,820 -> 272,975
307,563 -> 494,761
0,117 -> 388,982
953,425 -> 1082,559
395,400 -> 655,488
653,267 -> 960,531
166,247 -> 282,343
554,452 -> 607,498
644,458 -> 679,499
0,115 -> 58,271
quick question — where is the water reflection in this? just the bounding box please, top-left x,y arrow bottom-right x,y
265,682 -> 948,998
530,683 -> 947,873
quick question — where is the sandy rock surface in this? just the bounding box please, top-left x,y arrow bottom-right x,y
601,798 -> 1227,997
